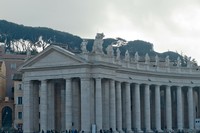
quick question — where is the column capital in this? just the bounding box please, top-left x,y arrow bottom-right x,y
41,79 -> 47,83
134,82 -> 140,86
165,85 -> 171,89
154,84 -> 160,87
144,84 -> 150,88
176,86 -> 182,89
188,86 -> 193,89
125,82 -> 130,86
80,77 -> 90,81
23,80 -> 31,85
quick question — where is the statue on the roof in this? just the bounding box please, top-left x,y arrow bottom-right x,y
135,52 -> 139,62
92,33 -> 104,54
165,55 -> 170,66
177,56 -> 181,67
125,50 -> 130,62
116,48 -> 121,60
155,55 -> 159,66
106,45 -> 114,57
145,53 -> 150,64
81,40 -> 88,54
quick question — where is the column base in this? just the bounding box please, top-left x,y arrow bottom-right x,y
165,129 -> 173,133
79,130 -> 90,133
187,129 -> 194,132
145,129 -> 153,133
113,130 -> 119,133
127,129 -> 134,133
138,130 -> 143,133
117,129 -> 124,133
155,129 -> 163,133
135,129 -> 143,133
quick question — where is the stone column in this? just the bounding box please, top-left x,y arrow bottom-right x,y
134,83 -> 142,132
177,86 -> 183,130
23,80 -> 33,133
51,82 -> 55,130
110,79 -> 117,132
165,85 -> 172,131
188,87 -> 194,130
144,84 -> 151,132
155,85 -> 162,132
61,86 -> 65,131
104,80 -> 110,130
116,81 -> 123,133
47,82 -> 55,130
125,82 -> 132,133
47,82 -> 52,130
95,78 -> 102,132
65,78 -> 72,130
81,78 -> 91,133
33,82 -> 39,131
40,80 -> 48,132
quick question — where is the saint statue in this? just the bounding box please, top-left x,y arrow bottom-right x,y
125,50 -> 130,62
165,55 -> 170,66
106,45 -> 114,57
92,33 -> 104,54
81,40 -> 88,53
155,55 -> 159,66
177,56 -> 181,67
145,53 -> 150,64
135,52 -> 139,62
116,48 -> 121,60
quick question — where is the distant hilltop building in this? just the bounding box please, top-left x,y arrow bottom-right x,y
0,44 -> 27,130
18,33 -> 200,133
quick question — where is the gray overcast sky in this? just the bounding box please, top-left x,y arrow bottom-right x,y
1,0 -> 200,63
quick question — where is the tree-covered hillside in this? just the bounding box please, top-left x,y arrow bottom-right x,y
0,19 -> 196,65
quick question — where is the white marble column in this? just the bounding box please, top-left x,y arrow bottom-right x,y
134,83 -> 142,132
47,82 -> 52,130
81,78 -> 91,133
51,82 -> 55,130
177,86 -> 183,130
155,85 -> 162,132
104,80 -> 110,130
110,79 -> 117,132
116,81 -> 123,133
23,80 -> 33,133
47,82 -> 55,130
125,82 -> 132,133
61,87 -> 65,131
95,78 -> 102,132
165,85 -> 172,131
144,84 -> 151,132
40,80 -> 48,132
65,78 -> 72,130
33,82 -> 39,131
188,86 -> 194,130
72,79 -> 81,130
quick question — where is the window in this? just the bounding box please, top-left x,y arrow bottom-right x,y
18,84 -> 22,90
18,112 -> 22,119
18,97 -> 22,104
10,63 -> 16,69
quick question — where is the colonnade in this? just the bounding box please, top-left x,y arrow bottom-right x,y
23,77 -> 199,133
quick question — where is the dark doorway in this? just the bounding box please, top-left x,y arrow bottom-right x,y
2,106 -> 12,128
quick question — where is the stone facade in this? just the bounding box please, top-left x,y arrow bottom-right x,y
20,34 -> 200,133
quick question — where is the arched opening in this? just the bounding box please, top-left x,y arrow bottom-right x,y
2,106 -> 12,128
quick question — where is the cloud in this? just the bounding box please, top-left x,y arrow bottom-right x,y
1,0 -> 200,62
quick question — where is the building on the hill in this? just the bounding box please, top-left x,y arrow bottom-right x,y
19,33 -> 200,133
0,45 -> 26,129
13,73 -> 23,130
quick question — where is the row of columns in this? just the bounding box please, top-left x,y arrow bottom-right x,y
23,78 -> 196,133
